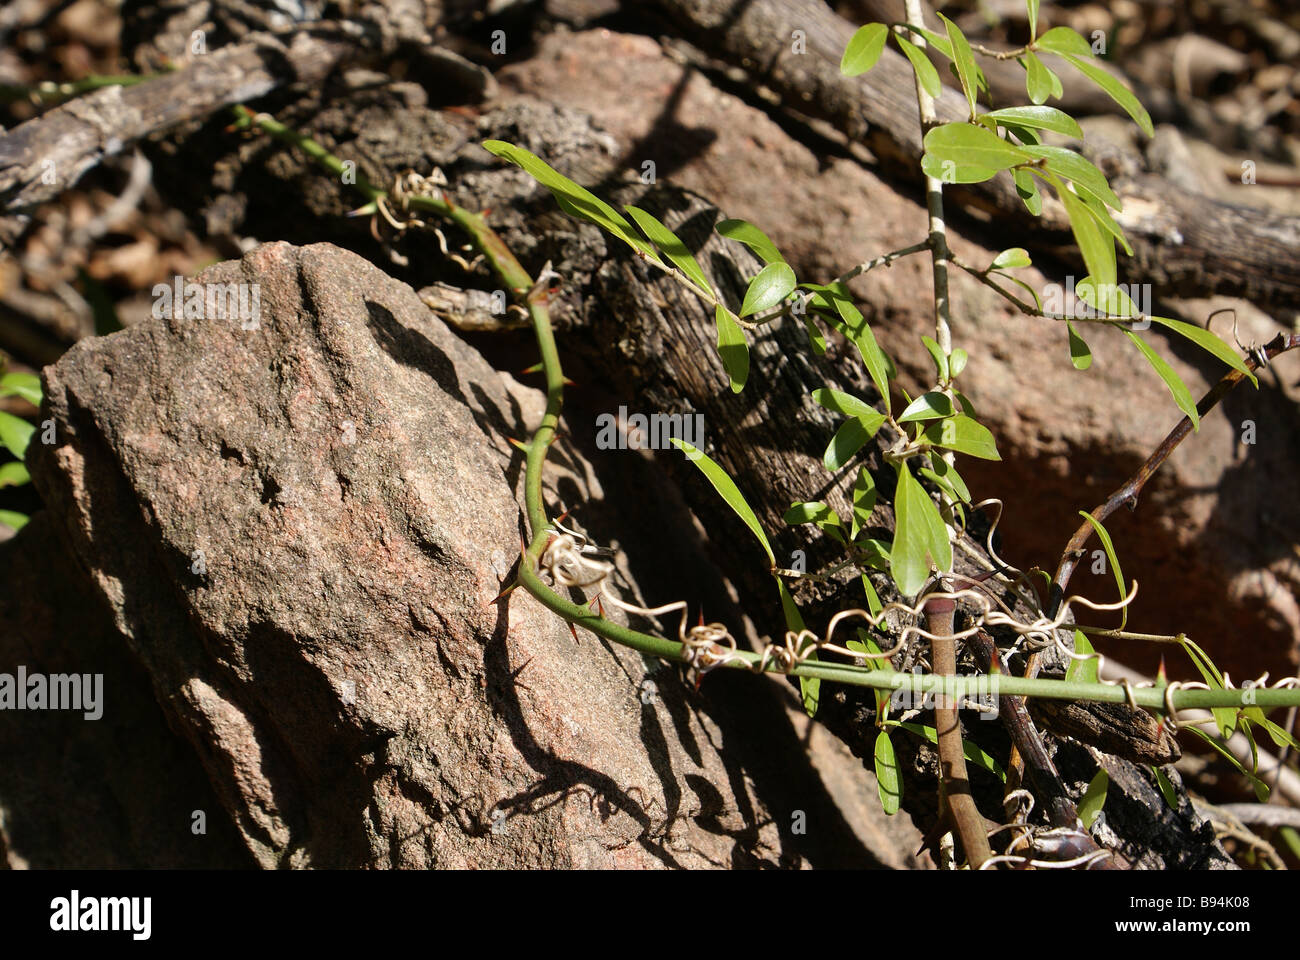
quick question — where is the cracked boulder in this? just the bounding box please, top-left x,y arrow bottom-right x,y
21,240 -> 796,868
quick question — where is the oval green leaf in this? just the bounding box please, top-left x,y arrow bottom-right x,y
1035,26 -> 1094,57
1053,177 -> 1116,288
1023,51 -> 1056,104
923,122 -> 1033,179
897,391 -> 954,423
714,304 -> 749,393
874,730 -> 902,815
894,33 -> 942,99
923,415 -> 1001,460
1079,768 -> 1109,829
739,261 -> 796,317
991,247 -> 1032,270
938,13 -> 982,116
891,463 -> 952,596
1020,144 -> 1120,210
0,410 -> 36,461
851,466 -> 877,540
812,387 -> 879,421
823,417 -> 878,473
985,106 -> 1082,139
841,23 -> 889,77
1066,320 -> 1093,370
0,461 -> 31,488
0,372 -> 42,406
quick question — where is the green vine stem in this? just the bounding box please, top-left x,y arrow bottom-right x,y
228,105 -> 1300,717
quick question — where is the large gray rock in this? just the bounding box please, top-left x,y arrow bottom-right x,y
24,240 -> 807,868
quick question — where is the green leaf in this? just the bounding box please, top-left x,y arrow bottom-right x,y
874,730 -> 902,815
811,387 -> 880,422
1054,177 -> 1116,288
1026,0 -> 1040,40
923,415 -> 1001,460
897,391 -> 954,423
996,120 -> 1042,146
1152,765 -> 1177,809
1077,511 -> 1128,628
1035,26 -> 1094,57
991,247 -> 1032,270
1180,638 -> 1236,739
850,466 -> 877,540
0,411 -> 36,461
824,292 -> 892,416
1021,145 -> 1120,210
1183,726 -> 1270,802
841,23 -> 890,77
784,501 -> 841,529
949,348 -> 968,378
1150,316 -> 1258,387
995,271 -> 1044,311
1008,171 -> 1040,219
1013,167 -> 1043,215
1066,320 -> 1093,370
891,463 -> 952,596
938,13 -> 981,116
922,123 -> 1032,182
1023,51 -> 1055,104
0,461 -> 30,488
714,304 -> 749,393
896,722 -> 1005,781
921,336 -> 949,381
716,218 -> 785,264
625,206 -> 713,294
1060,55 -> 1154,137
802,315 -> 827,355
985,106 -> 1082,139
671,439 -> 774,565
777,578 -> 818,716
0,509 -> 29,532
894,32 -> 941,99
910,27 -> 954,59
0,372 -> 42,406
927,451 -> 971,502
1124,330 -> 1199,431
1079,769 -> 1109,829
1066,629 -> 1099,683
482,140 -> 659,258
823,417 -> 879,473
1259,716 -> 1300,752
1078,191 -> 1134,256
1076,275 -> 1139,318
739,261 -> 797,317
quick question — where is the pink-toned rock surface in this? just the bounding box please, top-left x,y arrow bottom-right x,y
20,241 -> 816,867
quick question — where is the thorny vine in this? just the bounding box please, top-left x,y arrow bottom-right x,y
228,103 -> 1300,870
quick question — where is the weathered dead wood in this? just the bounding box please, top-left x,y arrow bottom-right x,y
651,0 -> 1300,309
0,29 -> 359,242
